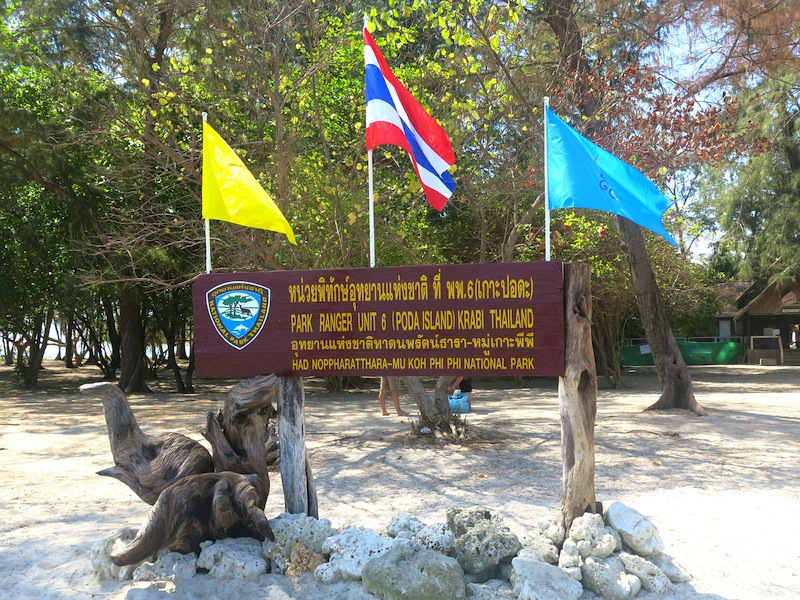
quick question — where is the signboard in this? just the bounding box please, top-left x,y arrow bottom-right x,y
193,262 -> 565,378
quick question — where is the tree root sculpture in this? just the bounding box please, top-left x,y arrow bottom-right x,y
110,471 -> 275,566
84,376 -> 281,565
203,374 -> 279,477
80,382 -> 214,504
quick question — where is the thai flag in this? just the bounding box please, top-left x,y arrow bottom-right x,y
364,27 -> 456,211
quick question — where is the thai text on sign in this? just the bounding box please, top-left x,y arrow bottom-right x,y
192,262 -> 565,378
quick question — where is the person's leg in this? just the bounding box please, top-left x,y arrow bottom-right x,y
459,378 -> 473,410
392,390 -> 409,416
387,377 -> 409,416
379,377 -> 390,415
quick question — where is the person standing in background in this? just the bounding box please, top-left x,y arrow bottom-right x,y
379,376 -> 409,416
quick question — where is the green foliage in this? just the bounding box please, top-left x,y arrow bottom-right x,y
705,72 -> 800,287
12,361 -> 33,385
650,251 -> 722,338
0,183 -> 76,382
2,0 -> 790,389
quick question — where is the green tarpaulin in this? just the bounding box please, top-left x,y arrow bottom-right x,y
620,341 -> 744,366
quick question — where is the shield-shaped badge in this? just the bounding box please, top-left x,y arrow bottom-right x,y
206,281 -> 270,349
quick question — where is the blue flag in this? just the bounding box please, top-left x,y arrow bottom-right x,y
545,106 -> 678,246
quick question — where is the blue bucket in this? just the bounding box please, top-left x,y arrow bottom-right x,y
448,392 -> 470,414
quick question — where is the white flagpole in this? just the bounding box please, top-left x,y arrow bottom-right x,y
365,15 -> 376,268
368,149 -> 376,267
202,112 -> 212,273
205,219 -> 212,274
543,97 -> 551,262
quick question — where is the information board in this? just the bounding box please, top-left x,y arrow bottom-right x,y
193,262 -> 565,378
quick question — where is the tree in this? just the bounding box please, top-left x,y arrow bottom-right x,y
643,1 -> 799,288
362,1 -> 553,267
531,0 -> 742,414
520,212 -> 637,387
2,0 -> 203,390
652,0 -> 800,89
371,2 -> 732,415
0,36 -> 90,386
0,184 -> 74,386
3,0 -> 787,399
706,74 -> 799,287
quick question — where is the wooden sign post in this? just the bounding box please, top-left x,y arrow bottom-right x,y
559,263 -> 597,531
193,261 -> 596,529
278,376 -> 318,518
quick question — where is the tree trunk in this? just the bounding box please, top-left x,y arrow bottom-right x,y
77,316 -> 114,377
540,0 -> 704,416
402,375 -> 452,430
185,343 -> 195,394
53,320 -> 63,361
559,263 -> 598,532
176,325 -> 188,360
502,194 -> 544,262
592,310 -> 625,388
24,307 -> 54,388
617,217 -> 706,415
101,295 -> 121,376
118,285 -> 150,394
167,340 -> 186,393
153,297 -> 187,394
2,334 -> 14,366
65,317 -> 76,369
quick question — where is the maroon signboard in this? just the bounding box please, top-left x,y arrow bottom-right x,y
193,262 -> 564,378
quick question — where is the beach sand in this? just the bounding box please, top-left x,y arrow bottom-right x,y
1,362 -> 798,599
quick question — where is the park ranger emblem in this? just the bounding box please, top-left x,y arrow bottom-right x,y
206,281 -> 270,349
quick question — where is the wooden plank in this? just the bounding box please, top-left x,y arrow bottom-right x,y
193,262 -> 565,379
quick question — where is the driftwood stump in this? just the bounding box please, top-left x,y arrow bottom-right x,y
109,471 -> 274,566
202,374 -> 280,505
80,382 -> 213,504
83,375 -> 284,565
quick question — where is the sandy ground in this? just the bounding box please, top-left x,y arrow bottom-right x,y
0,362 -> 799,599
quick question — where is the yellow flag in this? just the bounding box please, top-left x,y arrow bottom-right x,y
202,121 -> 297,245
